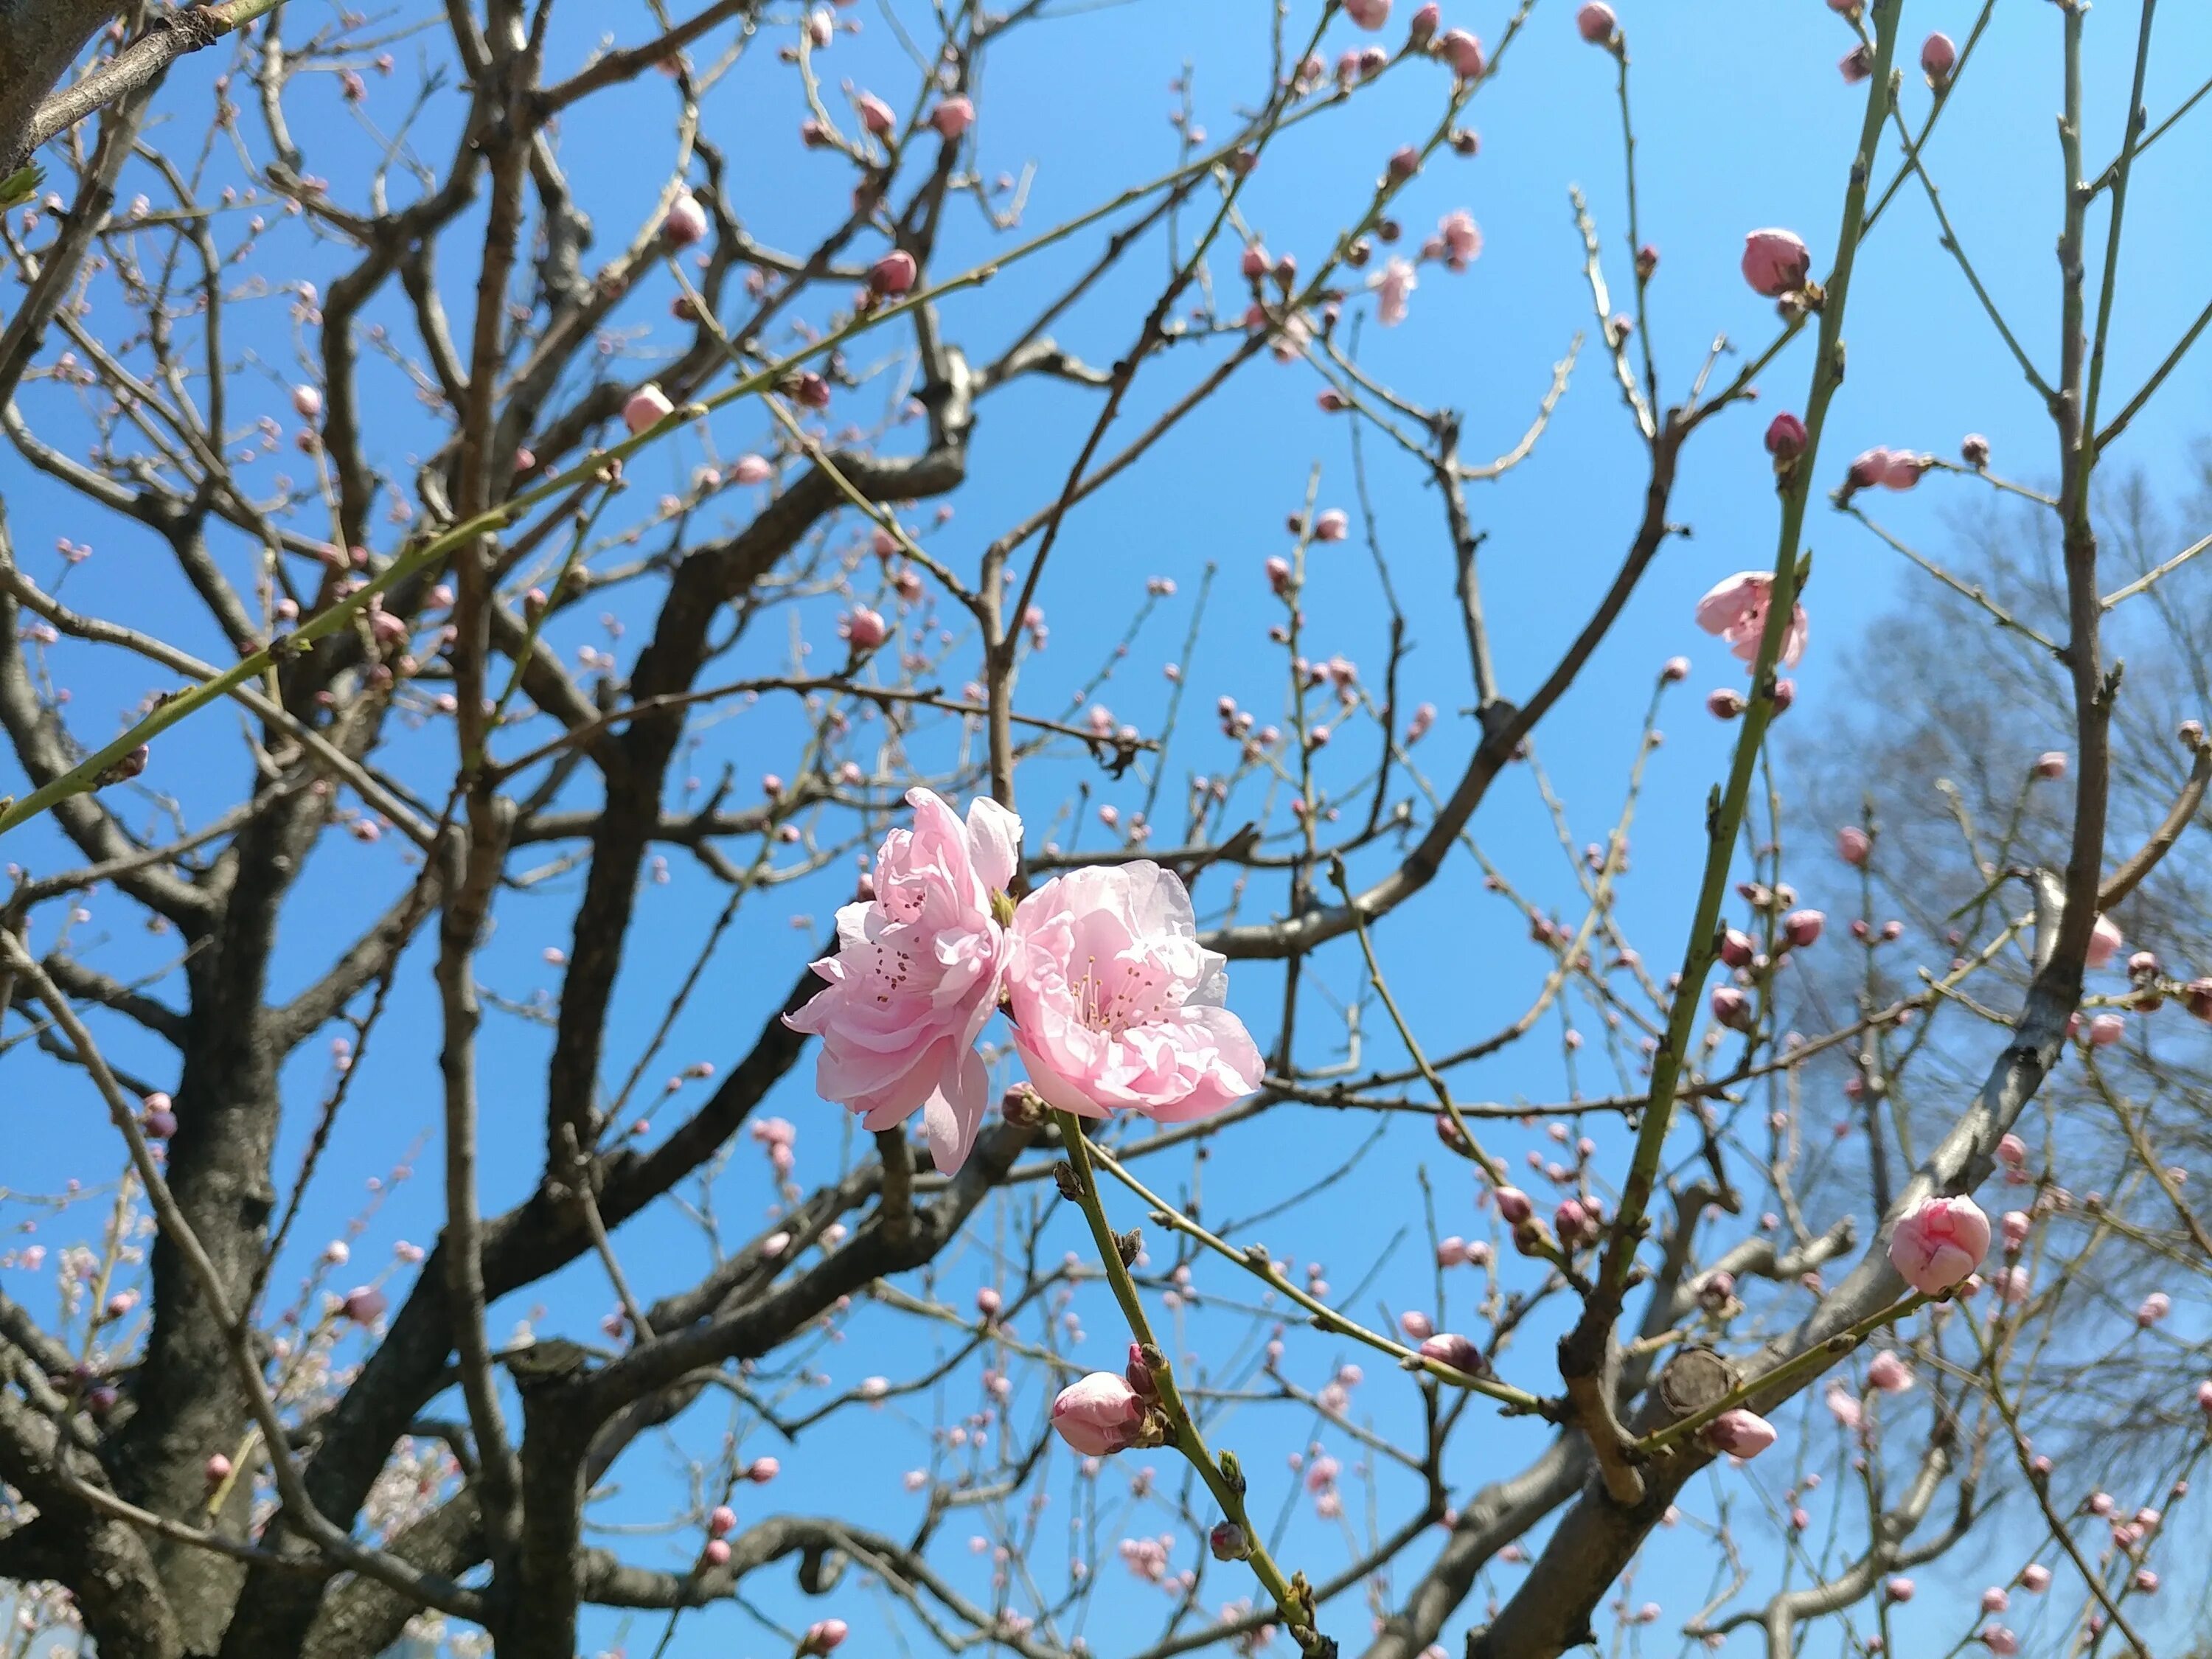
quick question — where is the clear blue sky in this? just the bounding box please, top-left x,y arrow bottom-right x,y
7,1 -> 2212,1654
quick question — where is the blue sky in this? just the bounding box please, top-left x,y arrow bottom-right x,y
7,1 -> 2212,1654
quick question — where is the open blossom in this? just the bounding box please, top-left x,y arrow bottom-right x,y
1888,1194 -> 1991,1295
785,790 -> 1022,1172
1373,257 -> 1418,327
1006,863 -> 1262,1124
1695,571 -> 1808,668
1437,209 -> 1482,268
1051,1372 -> 1144,1455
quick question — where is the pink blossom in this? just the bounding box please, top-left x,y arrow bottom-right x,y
1784,910 -> 1825,947
709,1504 -> 737,1536
1981,1586 -> 2009,1615
1314,508 -> 1350,541
1399,1310 -> 1434,1340
1885,1577 -> 1915,1602
1418,1332 -> 1484,1374
205,1453 -> 232,1484
2002,1209 -> 2031,1248
2034,750 -> 2068,779
2086,913 -> 2123,969
1922,32 -> 1958,83
665,191 -> 709,246
1741,229 -> 1811,297
930,97 -> 975,139
855,92 -> 896,136
292,383 -> 323,420
624,383 -> 675,434
1373,257 -> 1417,327
1051,1372 -> 1144,1455
1006,863 -> 1262,1125
2020,1564 -> 2051,1593
1695,571 -> 1808,667
1703,1408 -> 1778,1459
703,1538 -> 731,1567
730,453 -> 773,484
1888,1194 -> 1991,1295
1437,209 -> 1481,267
1983,1627 -> 2019,1656
870,251 -> 918,296
785,789 -> 1023,1172
1867,1352 -> 1913,1394
2137,1291 -> 2171,1325
2088,1012 -> 2124,1046
1576,3 -> 1616,43
1997,1132 -> 2027,1167
1346,0 -> 1390,27
342,1286 -> 387,1324
838,607 -> 889,649
1825,1382 -> 1863,1430
747,1456 -> 779,1483
1436,28 -> 1484,79
802,1619 -> 850,1655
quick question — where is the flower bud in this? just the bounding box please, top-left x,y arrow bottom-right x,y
1711,985 -> 1751,1031
1703,1408 -> 1777,1458
1837,825 -> 1871,865
869,250 -> 917,296
1866,1352 -> 1913,1393
2020,1564 -> 2051,1593
342,1286 -> 388,1324
1576,3 -> 1617,44
1209,1521 -> 1252,1560
1408,4 -> 1439,45
1888,1194 -> 1991,1295
1840,43 -> 1873,83
929,97 -> 975,139
1399,1310 -> 1435,1341
1961,432 -> 1990,466
205,1453 -> 234,1485
1921,31 -> 1958,87
1697,1270 -> 1735,1312
1707,687 -> 1745,720
1436,29 -> 1484,79
709,1504 -> 737,1537
1784,909 -> 1826,948
1387,146 -> 1421,182
1493,1186 -> 1533,1224
1718,928 -> 1755,969
839,607 -> 889,650
801,1619 -> 849,1655
665,191 -> 709,246
1050,1373 -> 1144,1455
1764,411 -> 1807,460
1741,228 -> 1811,297
1417,1332 -> 1485,1374
624,383 -> 675,434
1885,1577 -> 1914,1602
2034,750 -> 2067,779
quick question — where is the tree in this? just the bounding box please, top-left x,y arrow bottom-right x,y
1,2 -> 2208,1657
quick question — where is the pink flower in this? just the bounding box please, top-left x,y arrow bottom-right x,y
624,383 -> 675,434
1694,571 -> 1809,667
1981,1587 -> 2009,1615
802,1620 -> 850,1655
1437,209 -> 1482,267
1576,2 -> 1616,42
1921,32 -> 1958,83
1346,0 -> 1390,27
1373,257 -> 1418,327
855,91 -> 896,136
1867,1352 -> 1913,1393
1888,1194 -> 1991,1295
1765,412 -> 1807,459
1314,508 -> 1350,541
703,1538 -> 731,1567
2020,1564 -> 2051,1593
1006,863 -> 1262,1124
1997,1132 -> 2027,1166
665,191 -> 709,246
2086,913 -> 2123,969
1825,1382 -> 1863,1430
1418,1332 -> 1485,1374
785,789 -> 1023,1172
2088,1012 -> 2124,1046
1784,909 -> 1825,947
1051,1372 -> 1144,1455
1494,1186 -> 1533,1224
709,1504 -> 737,1536
1703,1408 -> 1778,1459
1741,229 -> 1811,297
205,1453 -> 233,1484
1983,1627 -> 2019,1656
870,251 -> 917,296
929,97 -> 974,139
1399,1310 -> 1435,1340
838,607 -> 889,649
747,1456 -> 779,1483
2002,1209 -> 2031,1248
1436,29 -> 1484,79
1885,1577 -> 1915,1602
730,453 -> 773,484
342,1286 -> 388,1324
1837,825 -> 1871,864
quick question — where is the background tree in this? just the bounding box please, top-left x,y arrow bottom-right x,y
1,3 -> 2209,1658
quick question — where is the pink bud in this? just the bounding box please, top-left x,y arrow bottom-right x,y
929,97 -> 974,139
2002,1210 -> 2030,1248
1387,146 -> 1421,182
1885,1578 -> 1915,1602
1265,555 -> 1293,596
1840,44 -> 1874,83
1436,29 -> 1484,79
1983,1627 -> 2019,1657
665,191 -> 709,246
1436,1236 -> 1468,1267
205,1453 -> 233,1484
2137,1291 -> 2171,1325
342,1286 -> 388,1324
2132,1571 -> 2157,1596
701,1537 -> 731,1568
1741,228 -> 1811,297
1346,0 -> 1390,28
1961,432 -> 1991,466
976,1286 -> 1003,1318
1888,1194 -> 1991,1295
1707,687 -> 1745,720
1697,1270 -> 1735,1311
855,92 -> 896,136
292,383 -> 323,420
1784,909 -> 1826,948
839,607 -> 889,650
1662,655 -> 1691,681
1981,1587 -> 2009,1615
1866,1352 -> 1913,1393
1399,1310 -> 1434,1341
1576,3 -> 1616,42
2086,912 -> 2123,969
2089,1491 -> 2115,1515
1710,985 -> 1751,1031
709,1504 -> 737,1536
1417,1332 -> 1485,1374
802,1620 -> 849,1655
1837,825 -> 1871,865
2197,1378 -> 2212,1413
623,384 -> 675,434
1314,508 -> 1349,541
1409,4 -> 1440,43
1764,411 -> 1807,459
1493,1186 -> 1532,1224
869,250 -> 917,296
1997,1132 -> 2027,1166
2034,750 -> 2068,780
1703,1408 -> 1778,1459
2020,1564 -> 2051,1593
1050,1373 -> 1144,1455
1921,32 -> 1958,83
1718,928 -> 1755,969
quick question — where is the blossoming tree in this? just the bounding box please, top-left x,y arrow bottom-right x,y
1,1 -> 2210,1658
